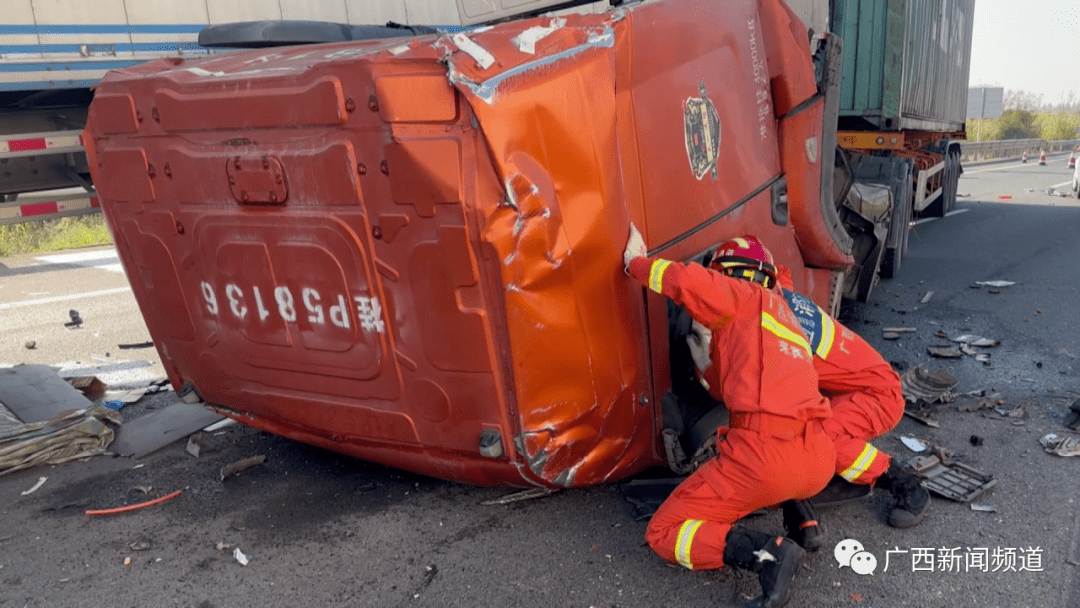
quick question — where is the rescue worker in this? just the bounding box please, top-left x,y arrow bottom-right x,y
623,226 -> 835,608
769,266 -> 930,550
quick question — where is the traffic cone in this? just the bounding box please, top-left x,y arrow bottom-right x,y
1039,151 -> 1047,165
1021,151 -> 1028,163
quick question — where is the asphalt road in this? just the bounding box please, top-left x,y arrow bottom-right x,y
1,156 -> 1079,608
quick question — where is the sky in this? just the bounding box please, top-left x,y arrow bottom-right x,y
968,0 -> 1080,106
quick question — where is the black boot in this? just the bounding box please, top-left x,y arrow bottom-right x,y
807,474 -> 873,508
724,527 -> 806,608
782,500 -> 824,552
877,461 -> 930,528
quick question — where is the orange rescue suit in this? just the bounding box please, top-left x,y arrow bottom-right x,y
777,268 -> 903,485
628,257 -> 835,570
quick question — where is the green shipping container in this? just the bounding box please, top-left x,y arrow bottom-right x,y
832,0 -> 975,132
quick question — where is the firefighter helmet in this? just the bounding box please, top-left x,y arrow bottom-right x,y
707,235 -> 777,288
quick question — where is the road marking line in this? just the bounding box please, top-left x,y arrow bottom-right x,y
912,208 -> 969,226
33,249 -> 124,273
35,250 -> 117,264
0,286 -> 132,310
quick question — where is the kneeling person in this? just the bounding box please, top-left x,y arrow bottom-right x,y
624,228 -> 835,608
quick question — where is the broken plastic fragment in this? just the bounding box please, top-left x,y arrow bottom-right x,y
21,477 -> 47,496
513,17 -> 565,54
969,503 -> 996,512
905,455 -> 996,502
927,345 -> 962,359
1040,433 -> 1080,457
900,436 -> 928,452
451,32 -> 495,69
950,335 -> 1000,347
234,547 -> 250,566
974,280 -> 1015,288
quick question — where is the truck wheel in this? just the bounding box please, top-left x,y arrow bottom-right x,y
880,198 -> 910,279
881,244 -> 900,278
946,147 -> 961,214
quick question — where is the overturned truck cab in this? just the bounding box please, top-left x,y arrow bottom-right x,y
83,0 -> 854,488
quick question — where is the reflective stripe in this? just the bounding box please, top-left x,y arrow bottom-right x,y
840,443 -> 880,482
675,519 -> 704,569
648,259 -> 673,293
817,315 -> 836,358
761,312 -> 812,357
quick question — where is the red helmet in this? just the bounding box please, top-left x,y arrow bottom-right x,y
707,235 -> 777,288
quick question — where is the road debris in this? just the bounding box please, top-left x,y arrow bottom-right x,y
956,396 -> 995,412
1040,433 -> 1080,457
220,455 -> 267,481
904,400 -> 940,427
993,404 -> 1025,419
21,476 -> 47,495
85,489 -> 183,516
129,540 -> 152,551
234,547 -> 250,566
972,280 -> 1015,288
0,405 -> 120,477
66,376 -> 106,402
950,335 -> 1000,347
927,345 -> 962,358
145,379 -> 170,395
969,503 -> 996,513
969,435 -> 984,447
921,291 -> 934,303
900,436 -> 928,452
64,309 -> 83,328
480,487 -> 559,505
905,454 -> 996,502
901,365 -> 959,403
0,366 -> 94,424
186,432 -> 208,458
23,341 -> 35,350
109,402 -> 224,459
883,327 -> 916,340
118,341 -> 154,350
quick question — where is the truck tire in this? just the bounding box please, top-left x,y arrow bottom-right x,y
880,183 -> 911,279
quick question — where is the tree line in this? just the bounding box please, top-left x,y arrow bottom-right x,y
968,89 -> 1080,142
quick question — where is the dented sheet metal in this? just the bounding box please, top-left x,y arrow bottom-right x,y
83,0 -> 836,487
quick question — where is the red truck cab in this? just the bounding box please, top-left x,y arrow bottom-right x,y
84,0 -> 851,487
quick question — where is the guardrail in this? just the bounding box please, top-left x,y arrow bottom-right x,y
960,139 -> 1080,163
0,189 -> 100,227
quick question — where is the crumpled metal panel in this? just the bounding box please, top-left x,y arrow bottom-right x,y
437,14 -> 656,487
